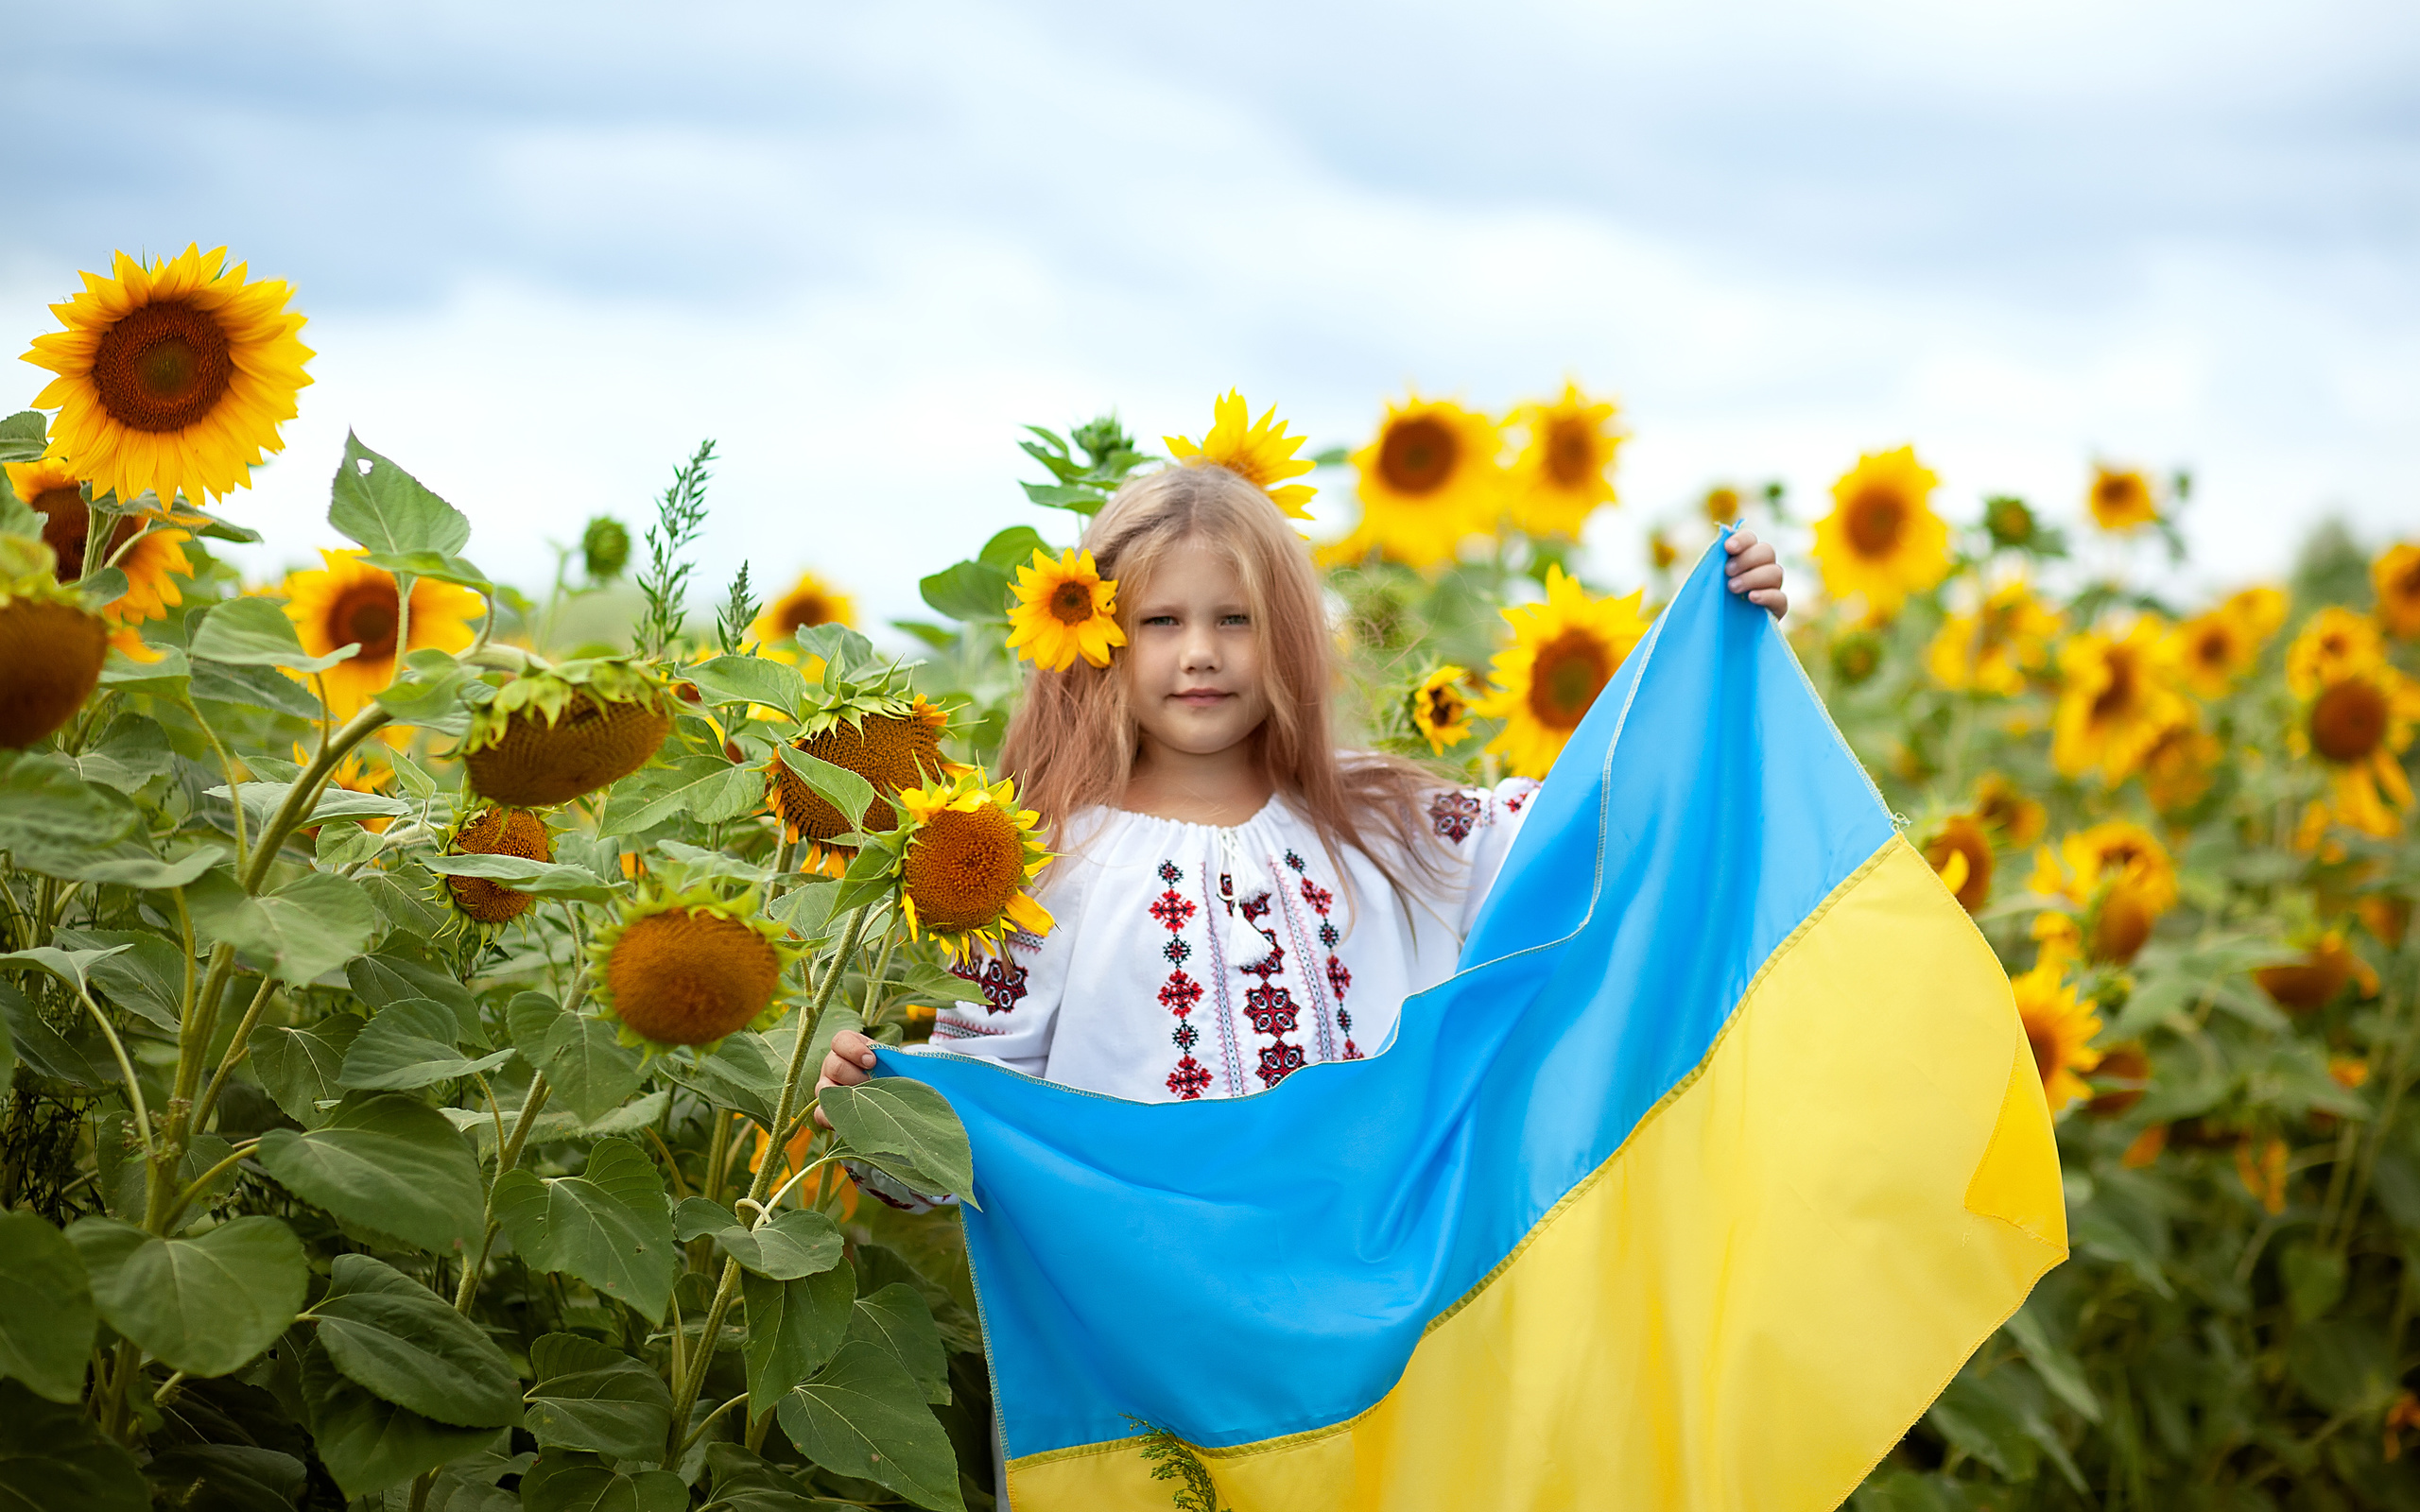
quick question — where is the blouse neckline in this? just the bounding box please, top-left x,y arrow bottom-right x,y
1098,792 -> 1290,839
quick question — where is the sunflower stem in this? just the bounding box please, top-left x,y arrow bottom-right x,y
242,703 -> 394,894
181,697 -> 251,880
453,1073 -> 551,1314
187,974 -> 278,1142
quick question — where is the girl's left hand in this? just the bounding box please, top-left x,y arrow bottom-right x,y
1725,529 -> 1789,619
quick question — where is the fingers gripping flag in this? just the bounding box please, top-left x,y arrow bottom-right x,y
878,532 -> 2066,1511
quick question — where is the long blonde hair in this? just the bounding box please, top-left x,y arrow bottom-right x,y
998,464 -> 1443,895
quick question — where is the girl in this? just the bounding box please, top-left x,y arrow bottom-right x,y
820,462 -> 1786,1105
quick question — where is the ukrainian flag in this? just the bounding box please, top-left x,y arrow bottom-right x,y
882,531 -> 2066,1510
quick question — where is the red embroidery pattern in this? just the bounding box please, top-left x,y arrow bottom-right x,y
1295,866 -> 1358,1057
947,954 -> 1028,1014
1230,889 -> 1305,1086
1429,790 -> 1482,842
1504,786 -> 1531,814
1154,861 -> 1212,1099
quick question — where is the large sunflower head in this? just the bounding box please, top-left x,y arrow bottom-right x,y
1474,565 -> 1652,779
769,693 -> 964,847
591,882 -> 795,1051
459,658 -> 676,809
1337,393 -> 1504,570
1164,390 -> 1317,519
1506,382 -> 1623,539
1409,664 -> 1475,755
284,549 -> 482,720
0,536 -> 109,748
442,805 -> 553,925
1006,546 -> 1125,671
2254,930 -> 2380,1014
1972,773 -> 2047,849
748,570 -> 856,644
890,770 -> 1055,963
2050,618 -> 2187,782
2169,588 -> 2284,699
2290,661 -> 2420,839
2010,961 -> 2103,1115
2087,465 -> 2159,532
1925,577 -> 2059,696
2376,543 -> 2420,640
2287,607 -> 2386,700
1922,813 -> 1995,915
24,245 -> 312,507
1809,446 -> 1950,619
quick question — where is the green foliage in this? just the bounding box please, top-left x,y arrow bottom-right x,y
633,439 -> 716,658
1120,1416 -> 1229,1512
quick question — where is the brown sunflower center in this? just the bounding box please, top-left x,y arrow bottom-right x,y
2191,626 -> 2231,668
1527,630 -> 1614,731
2397,560 -> 2420,600
2311,679 -> 2388,764
777,593 -> 835,635
1377,418 -> 1458,496
904,804 -> 1025,931
2024,1019 -> 2061,1087
90,301 -> 235,434
1542,419 -> 1596,488
1424,685 -> 1464,728
30,489 -> 139,579
1843,487 -> 1907,557
780,711 -> 942,839
1048,579 -> 1096,626
2088,649 -> 2137,724
330,580 -> 402,662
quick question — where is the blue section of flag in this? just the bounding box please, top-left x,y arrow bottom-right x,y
877,531 -> 1896,1459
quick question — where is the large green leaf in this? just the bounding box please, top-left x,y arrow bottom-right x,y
301,1340 -> 498,1499
191,870 -> 377,986
492,1137 -> 675,1321
346,950 -> 481,1041
339,999 -> 514,1091
0,1378 -> 147,1512
140,1445 -> 306,1512
596,755 -> 764,835
917,558 -> 1010,623
0,978 -> 113,1087
356,547 -> 492,593
329,433 -> 472,558
675,1200 -> 843,1281
16,840 -> 226,891
654,1030 -> 784,1127
185,596 -> 357,673
313,1254 -> 521,1428
848,1283 -> 950,1406
741,1264 -> 855,1418
817,1079 -> 976,1207
537,1011 -> 645,1124
523,1332 -> 673,1461
0,410 -> 47,465
422,852 -> 624,902
699,1442 -> 844,1512
57,929 -> 187,1031
0,757 -> 139,869
188,658 -> 321,721
0,1212 -> 95,1402
776,1341 -> 963,1511
516,1452 -> 687,1512
256,1092 -> 483,1253
686,654 -> 811,718
64,1215 -> 304,1377
247,1013 -> 365,1126
775,746 -> 876,834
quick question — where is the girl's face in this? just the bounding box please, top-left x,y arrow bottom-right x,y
1121,537 -> 1270,760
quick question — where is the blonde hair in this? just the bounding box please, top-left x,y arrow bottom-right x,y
997,464 -> 1444,896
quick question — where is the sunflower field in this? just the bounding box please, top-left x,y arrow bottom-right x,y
0,245 -> 2416,1512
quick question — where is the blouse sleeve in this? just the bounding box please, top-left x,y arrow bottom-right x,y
911,850 -> 1088,1078
1420,777 -> 1543,936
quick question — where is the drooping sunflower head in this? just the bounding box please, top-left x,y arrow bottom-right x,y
1922,814 -> 1995,915
1342,393 -> 1505,570
2031,819 -> 2177,963
2009,961 -> 2103,1114
2087,466 -> 2159,532
749,570 -> 856,644
890,770 -> 1055,963
0,535 -> 109,748
2253,930 -> 2380,1014
1809,446 -> 1950,619
1507,382 -> 1622,539
459,658 -> 676,809
770,693 -> 964,847
1006,546 -> 1125,672
442,806 -> 553,925
1971,772 -> 2047,849
591,882 -> 795,1051
24,245 -> 313,507
1164,390 -> 1317,519
283,548 -> 483,720
2376,543 -> 2420,639
1409,664 -> 1474,755
2049,618 -> 2187,783
2287,606 -> 2386,700
1475,565 -> 1652,780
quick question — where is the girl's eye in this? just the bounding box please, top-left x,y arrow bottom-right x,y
1219,613 -> 1251,627
1140,614 -> 1178,627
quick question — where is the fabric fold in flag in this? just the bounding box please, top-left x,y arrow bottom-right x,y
877,529 -> 2066,1511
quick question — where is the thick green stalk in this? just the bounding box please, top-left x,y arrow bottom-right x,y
241,702 -> 395,894
453,1074 -> 552,1313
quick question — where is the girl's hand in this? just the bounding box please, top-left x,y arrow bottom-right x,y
812,1029 -> 879,1130
1725,528 -> 1789,619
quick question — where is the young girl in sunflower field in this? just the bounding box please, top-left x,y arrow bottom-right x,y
820,440 -> 1787,1108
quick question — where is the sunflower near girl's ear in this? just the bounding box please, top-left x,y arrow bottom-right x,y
1007,547 -> 1124,671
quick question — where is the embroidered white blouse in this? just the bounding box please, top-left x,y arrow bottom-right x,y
917,778 -> 1540,1102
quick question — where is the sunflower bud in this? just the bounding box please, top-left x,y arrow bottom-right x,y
1983,494 -> 2038,552
444,806 -> 551,924
580,515 -> 631,583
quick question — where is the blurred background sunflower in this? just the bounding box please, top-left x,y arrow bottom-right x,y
281,547 -> 482,718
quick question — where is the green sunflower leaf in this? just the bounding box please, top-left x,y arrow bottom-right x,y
64,1215 -> 305,1378
523,1333 -> 673,1461
517,1452 -> 687,1512
185,595 -> 358,673
743,1263 -> 856,1419
256,1092 -> 484,1253
301,1340 -> 499,1499
0,1378 -> 147,1512
329,433 -> 472,558
0,1212 -> 95,1403
312,1254 -> 521,1429
847,1283 -> 951,1406
816,1079 -> 977,1210
492,1137 -> 675,1322
775,1341 -> 963,1511
339,1000 -> 516,1091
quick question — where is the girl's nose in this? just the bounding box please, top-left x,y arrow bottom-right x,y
1181,633 -> 1219,674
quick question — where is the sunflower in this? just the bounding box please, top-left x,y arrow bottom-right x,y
1702,486 -> 1740,526
2139,717 -> 2221,816
1506,382 -> 1622,539
1809,446 -> 1950,619
24,245 -> 312,508
1972,773 -> 2047,849
2030,820 -> 2178,965
444,806 -> 552,925
2377,543 -> 2420,639
1007,547 -> 1124,671
890,770 -> 1055,963
2169,586 -> 2285,698
1475,565 -> 1652,779
2086,1042 -> 2150,1117
1337,393 -> 1503,570
107,525 -> 193,627
1926,577 -> 2060,696
591,883 -> 794,1050
2010,962 -> 2102,1115
1829,627 -> 1882,686
0,537 -> 108,748
1164,390 -> 1317,519
1648,529 -> 1679,574
2237,1137 -> 2288,1215
748,570 -> 856,644
2291,663 -> 2420,837
769,695 -> 963,846
284,549 -> 482,719
2087,465 -> 2158,531
2288,606 -> 2386,696
1983,494 -> 2041,552
1922,814 -> 1995,914
2253,931 -> 2379,1013
459,659 -> 676,809
2050,618 -> 2187,782
1409,665 -> 1474,754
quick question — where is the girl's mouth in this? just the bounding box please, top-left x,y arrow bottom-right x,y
1173,689 -> 1230,707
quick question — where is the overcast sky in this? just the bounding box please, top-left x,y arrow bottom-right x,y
5,0 -> 2414,624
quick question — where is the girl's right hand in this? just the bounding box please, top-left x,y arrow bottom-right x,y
812,1029 -> 879,1129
